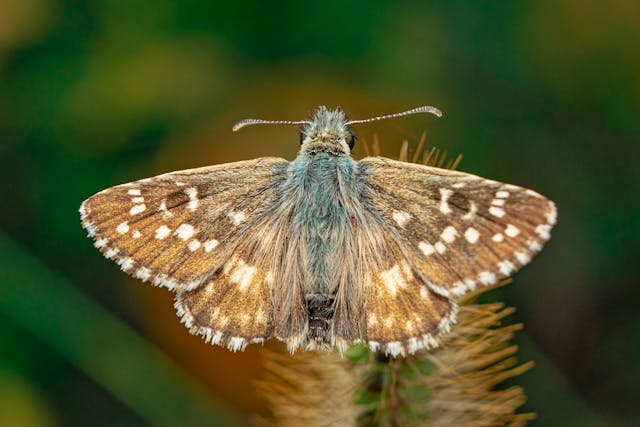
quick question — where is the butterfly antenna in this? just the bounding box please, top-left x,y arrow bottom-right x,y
346,106 -> 442,125
232,118 -> 310,132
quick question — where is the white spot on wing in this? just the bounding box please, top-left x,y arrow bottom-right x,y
118,257 -> 134,271
175,224 -> 195,240
439,188 -> 453,214
132,230 -> 141,239
407,338 -> 421,354
536,224 -> 551,240
153,274 -> 179,290
496,190 -> 510,198
499,260 -> 515,275
450,281 -> 464,295
116,222 -> 129,234
130,204 -> 146,215
385,317 -> 393,328
227,337 -> 246,351
159,199 -> 174,218
385,342 -> 404,357
135,267 -> 151,281
229,260 -> 256,292
419,241 -> 435,256
228,211 -> 247,226
368,314 -> 377,327
464,278 -> 476,291
505,224 -> 520,237
547,202 -> 557,225
479,271 -> 497,285
211,331 -> 223,345
185,187 -> 199,211
420,287 -> 428,298
441,226 -> 458,243
405,320 -> 414,332
84,222 -> 97,237
155,225 -> 171,239
128,189 -> 141,196
204,239 -> 219,252
489,206 -> 505,217
187,239 -> 201,252
464,227 -> 479,243
105,248 -> 119,259
492,233 -> 504,242
131,197 -> 144,203
392,210 -> 411,228
435,242 -> 446,254
516,251 -> 531,265
380,264 -> 407,296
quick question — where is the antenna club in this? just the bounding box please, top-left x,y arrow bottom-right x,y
232,118 -> 310,132
232,120 -> 252,132
425,106 -> 443,117
346,105 -> 443,125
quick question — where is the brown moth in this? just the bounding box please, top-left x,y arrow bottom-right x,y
79,106 -> 557,357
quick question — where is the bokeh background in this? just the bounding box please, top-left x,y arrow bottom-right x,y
1,1 -> 638,426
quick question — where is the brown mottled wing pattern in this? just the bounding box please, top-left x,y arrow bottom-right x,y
360,157 -> 557,299
80,157 -> 288,290
174,254 -> 274,351
174,187 -> 305,351
80,157 -> 289,349
351,214 -> 457,357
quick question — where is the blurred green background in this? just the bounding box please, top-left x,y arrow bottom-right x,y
1,0 -> 638,426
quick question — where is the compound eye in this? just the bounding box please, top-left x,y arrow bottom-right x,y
299,132 -> 305,145
345,132 -> 355,150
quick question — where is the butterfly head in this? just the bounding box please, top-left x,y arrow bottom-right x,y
299,106 -> 355,155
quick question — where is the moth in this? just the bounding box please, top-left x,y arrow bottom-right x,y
80,106 -> 557,357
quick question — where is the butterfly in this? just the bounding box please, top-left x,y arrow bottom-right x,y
79,105 -> 557,357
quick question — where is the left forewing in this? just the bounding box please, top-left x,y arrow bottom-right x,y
79,157 -> 289,292
359,156 -> 557,298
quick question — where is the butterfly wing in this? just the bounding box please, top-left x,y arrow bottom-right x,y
79,157 -> 290,291
359,156 -> 557,298
174,253 -> 274,351
342,212 -> 458,357
173,186 -> 305,351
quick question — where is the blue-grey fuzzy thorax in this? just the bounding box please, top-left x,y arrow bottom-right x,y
288,152 -> 361,294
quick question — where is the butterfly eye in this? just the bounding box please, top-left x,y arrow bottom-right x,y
299,132 -> 305,145
345,132 -> 356,150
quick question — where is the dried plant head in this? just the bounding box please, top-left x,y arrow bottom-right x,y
255,350 -> 359,427
256,133 -> 536,427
